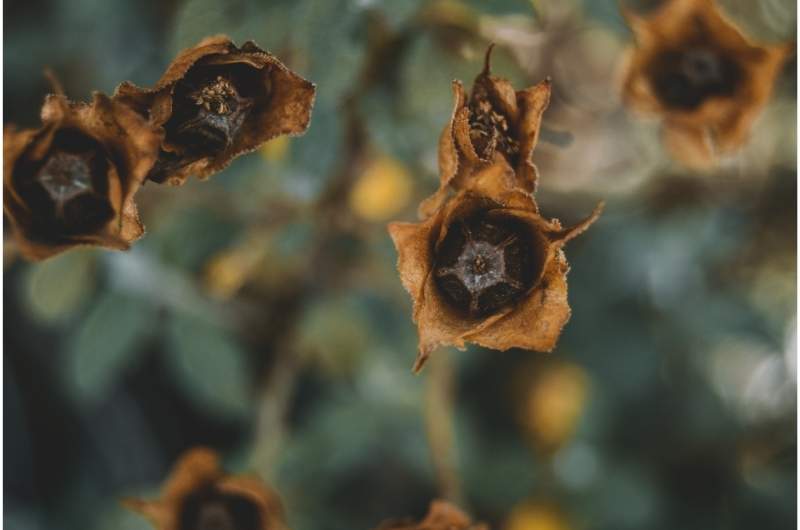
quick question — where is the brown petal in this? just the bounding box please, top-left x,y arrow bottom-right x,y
515,79 -> 551,193
419,81 -> 469,219
662,122 -> 716,169
476,44 -> 519,123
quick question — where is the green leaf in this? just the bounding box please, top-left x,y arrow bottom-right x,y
165,313 -> 252,418
24,249 -> 96,322
65,292 -> 153,402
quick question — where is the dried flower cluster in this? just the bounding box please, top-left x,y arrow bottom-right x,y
389,46 -> 603,372
124,447 -> 288,530
4,36 -> 315,260
620,0 -> 792,168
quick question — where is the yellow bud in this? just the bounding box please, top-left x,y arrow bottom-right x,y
349,155 -> 413,222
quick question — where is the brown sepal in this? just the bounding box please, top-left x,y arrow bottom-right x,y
122,447 -> 289,530
376,500 -> 488,530
4,92 -> 159,260
390,160 -> 602,372
115,35 -> 316,185
620,0 -> 793,168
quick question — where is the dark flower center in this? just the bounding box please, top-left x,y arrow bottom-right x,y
168,73 -> 255,155
650,46 -> 742,110
179,487 -> 261,530
434,212 -> 543,318
12,128 -> 115,238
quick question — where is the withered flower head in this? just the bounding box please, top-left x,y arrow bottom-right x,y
390,160 -> 602,373
376,500 -> 487,530
115,35 -> 316,185
620,0 -> 792,168
124,447 -> 288,530
420,45 -> 551,218
4,93 -> 159,260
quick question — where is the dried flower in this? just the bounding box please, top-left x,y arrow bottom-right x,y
4,93 -> 159,260
389,160 -> 602,372
123,447 -> 288,530
420,45 -> 551,218
376,500 -> 487,530
115,35 -> 316,185
620,0 -> 792,168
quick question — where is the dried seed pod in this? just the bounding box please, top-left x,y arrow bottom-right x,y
4,93 -> 159,260
420,45 -> 551,218
620,0 -> 792,169
123,447 -> 289,530
389,160 -> 602,373
115,35 -> 316,185
375,500 -> 487,530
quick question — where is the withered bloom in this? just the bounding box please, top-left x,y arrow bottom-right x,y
376,500 -> 487,530
620,0 -> 792,168
124,447 -> 288,530
115,35 -> 315,185
420,45 -> 551,218
390,160 -> 602,372
4,93 -> 159,260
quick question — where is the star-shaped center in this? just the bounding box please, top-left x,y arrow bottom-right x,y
435,219 -> 528,317
36,151 -> 93,217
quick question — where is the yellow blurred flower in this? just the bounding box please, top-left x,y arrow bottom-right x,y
349,155 -> 413,222
204,230 -> 272,299
505,501 -> 571,530
521,360 -> 588,453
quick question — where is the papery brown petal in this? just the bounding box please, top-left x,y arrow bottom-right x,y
662,122 -> 716,169
549,201 -> 605,245
476,44 -> 519,122
515,79 -> 551,193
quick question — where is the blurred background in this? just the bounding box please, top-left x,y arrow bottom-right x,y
3,0 -> 797,529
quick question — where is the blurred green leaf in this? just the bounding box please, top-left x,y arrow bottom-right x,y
165,313 -> 252,418
24,249 -> 96,322
65,292 -> 153,402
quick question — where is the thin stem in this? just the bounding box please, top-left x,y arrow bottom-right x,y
424,349 -> 464,504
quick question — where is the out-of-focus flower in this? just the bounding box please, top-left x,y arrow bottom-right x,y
505,501 -> 571,530
389,160 -> 602,372
124,447 -> 288,530
517,360 -> 589,454
376,500 -> 487,530
419,45 -> 551,217
620,0 -> 792,169
116,35 -> 316,185
4,93 -> 159,260
349,155 -> 414,222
